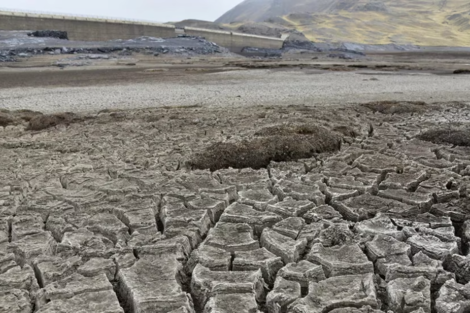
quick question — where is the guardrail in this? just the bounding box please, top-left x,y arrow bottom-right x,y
0,7 -> 164,25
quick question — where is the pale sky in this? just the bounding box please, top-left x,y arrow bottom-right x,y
0,0 -> 243,22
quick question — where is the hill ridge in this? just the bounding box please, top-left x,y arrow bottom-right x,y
216,0 -> 470,46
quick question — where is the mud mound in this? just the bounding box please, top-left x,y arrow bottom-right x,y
27,112 -> 82,131
418,128 -> 470,146
0,111 -> 14,127
0,109 -> 43,127
362,101 -> 427,114
332,125 -> 359,138
189,124 -> 341,171
454,69 -> 470,74
14,109 -> 43,122
254,124 -> 329,137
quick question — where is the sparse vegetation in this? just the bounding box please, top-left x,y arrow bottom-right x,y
0,109 -> 43,127
418,128 -> 470,146
27,112 -> 82,131
362,101 -> 427,114
188,124 -> 342,171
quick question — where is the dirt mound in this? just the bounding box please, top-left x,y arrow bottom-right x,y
27,112 -> 82,131
454,69 -> 470,74
188,124 -> 341,171
417,128 -> 470,146
0,111 -> 14,127
0,109 -> 43,127
14,109 -> 43,122
361,101 -> 427,114
332,125 -> 359,138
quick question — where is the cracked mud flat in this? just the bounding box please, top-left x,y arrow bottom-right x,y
1,64 -> 470,313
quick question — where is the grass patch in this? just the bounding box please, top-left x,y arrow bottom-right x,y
417,128 -> 470,146
188,124 -> 342,171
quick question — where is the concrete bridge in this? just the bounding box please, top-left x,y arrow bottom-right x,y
0,9 -> 284,52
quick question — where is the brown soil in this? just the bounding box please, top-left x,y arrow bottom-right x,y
189,124 -> 342,171
418,128 -> 470,146
361,100 -> 427,114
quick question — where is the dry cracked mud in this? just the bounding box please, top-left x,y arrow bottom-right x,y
1,95 -> 470,313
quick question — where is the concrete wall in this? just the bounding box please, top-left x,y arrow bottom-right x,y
0,11 -> 285,52
0,11 -> 175,41
184,27 -> 284,52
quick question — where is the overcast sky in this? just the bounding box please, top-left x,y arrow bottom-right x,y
0,0 -> 243,22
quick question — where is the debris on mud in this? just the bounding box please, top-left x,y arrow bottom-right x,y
28,30 -> 69,40
0,51 -> 16,63
27,112 -> 83,131
418,128 -> 470,147
240,47 -> 283,58
361,101 -> 427,114
189,124 -> 342,171
0,31 -> 231,61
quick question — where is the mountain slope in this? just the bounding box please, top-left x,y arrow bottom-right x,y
216,0 -> 470,46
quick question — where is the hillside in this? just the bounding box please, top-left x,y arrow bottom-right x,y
216,0 -> 470,46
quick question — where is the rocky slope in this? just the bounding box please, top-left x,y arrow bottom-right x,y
216,0 -> 470,46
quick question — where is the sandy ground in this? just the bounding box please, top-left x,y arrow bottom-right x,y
1,67 -> 470,113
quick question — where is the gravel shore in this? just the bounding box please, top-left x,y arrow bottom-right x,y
1,69 -> 470,113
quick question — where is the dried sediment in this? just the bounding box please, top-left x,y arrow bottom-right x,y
0,102 -> 470,313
